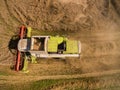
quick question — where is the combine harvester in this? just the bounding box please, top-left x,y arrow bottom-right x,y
15,26 -> 81,72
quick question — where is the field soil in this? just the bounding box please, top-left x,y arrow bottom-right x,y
0,0 -> 120,89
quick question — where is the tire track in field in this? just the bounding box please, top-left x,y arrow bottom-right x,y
0,69 -> 120,84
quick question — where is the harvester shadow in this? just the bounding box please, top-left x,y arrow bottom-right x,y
8,35 -> 19,55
